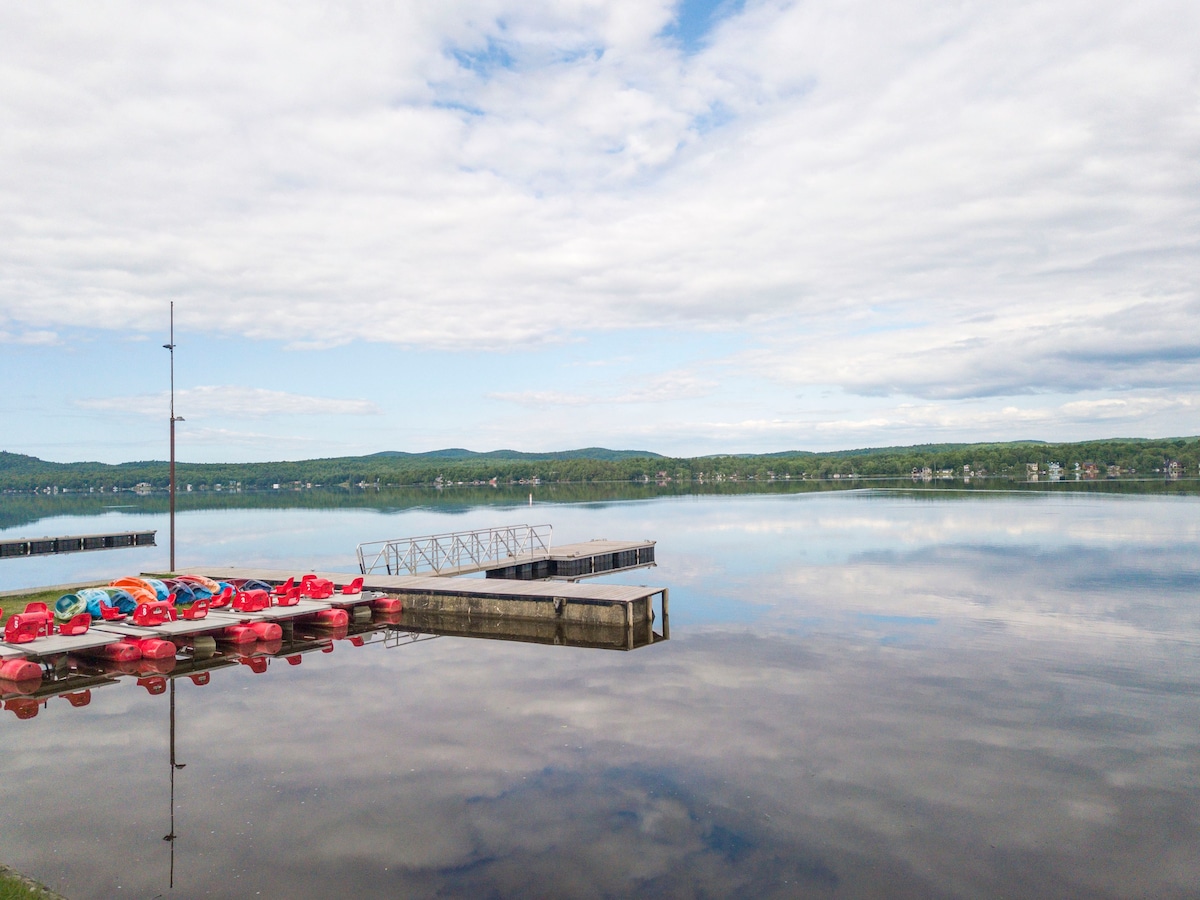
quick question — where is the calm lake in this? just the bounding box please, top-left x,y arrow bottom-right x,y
1,486 -> 1198,898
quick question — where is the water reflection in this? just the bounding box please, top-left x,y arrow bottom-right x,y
2,603 -> 668,722
1,492 -> 1198,898
393,608 -> 665,650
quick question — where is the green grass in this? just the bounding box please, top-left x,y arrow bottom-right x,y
0,585 -> 102,620
0,869 -> 61,899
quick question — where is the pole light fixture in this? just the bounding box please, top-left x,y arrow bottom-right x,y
163,302 -> 183,572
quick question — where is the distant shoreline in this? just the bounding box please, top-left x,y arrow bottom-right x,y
2,436 -> 1197,493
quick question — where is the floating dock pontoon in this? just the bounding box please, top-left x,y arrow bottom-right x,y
0,530 -> 156,558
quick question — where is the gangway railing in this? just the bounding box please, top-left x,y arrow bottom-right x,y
356,524 -> 553,576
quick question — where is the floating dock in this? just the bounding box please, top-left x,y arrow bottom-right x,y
483,539 -> 657,580
0,524 -> 670,718
0,628 -> 125,659
0,531 -> 156,558
196,567 -> 668,630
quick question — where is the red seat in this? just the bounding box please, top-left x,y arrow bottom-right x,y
179,598 -> 210,620
4,603 -> 55,642
99,602 -> 126,621
233,590 -> 270,612
271,577 -> 296,597
21,602 -> 54,636
57,613 -> 91,636
4,614 -> 41,644
64,690 -> 92,708
340,577 -> 364,595
208,586 -> 233,609
132,600 -> 175,627
275,586 -> 301,607
300,575 -> 334,599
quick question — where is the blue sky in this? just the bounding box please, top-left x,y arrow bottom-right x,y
2,0 -> 1198,463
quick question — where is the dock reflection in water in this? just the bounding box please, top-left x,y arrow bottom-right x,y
389,608 -> 666,651
1,600 -> 672,897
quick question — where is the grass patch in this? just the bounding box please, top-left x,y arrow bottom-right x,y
0,869 -> 61,899
0,586 -> 102,620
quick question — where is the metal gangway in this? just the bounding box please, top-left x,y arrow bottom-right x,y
356,524 -> 553,576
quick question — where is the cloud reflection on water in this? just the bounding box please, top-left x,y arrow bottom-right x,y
1,492 -> 1198,898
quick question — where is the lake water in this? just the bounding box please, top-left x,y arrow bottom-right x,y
1,487 -> 1198,898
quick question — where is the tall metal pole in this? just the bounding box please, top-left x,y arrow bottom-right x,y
163,303 -> 181,572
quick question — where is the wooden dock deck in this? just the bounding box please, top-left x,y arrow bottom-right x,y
196,567 -> 668,629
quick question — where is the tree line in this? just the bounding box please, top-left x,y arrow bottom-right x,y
1,437 -> 1197,492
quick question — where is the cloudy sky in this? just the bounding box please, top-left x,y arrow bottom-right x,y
2,0 -> 1198,463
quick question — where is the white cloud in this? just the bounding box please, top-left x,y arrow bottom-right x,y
743,299 -> 1200,400
0,329 -> 58,345
77,385 -> 380,418
490,370 -> 716,406
0,2 -> 1194,362
176,426 -> 325,446
2,0 -> 1198,456
490,391 -> 1200,454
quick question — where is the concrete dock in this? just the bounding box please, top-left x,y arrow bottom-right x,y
196,567 -> 668,630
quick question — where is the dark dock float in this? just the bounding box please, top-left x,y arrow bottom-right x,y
483,539 -> 656,580
0,530 -> 156,559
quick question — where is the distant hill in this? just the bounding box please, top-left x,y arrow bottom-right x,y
366,447 -> 664,462
2,438 -> 1196,491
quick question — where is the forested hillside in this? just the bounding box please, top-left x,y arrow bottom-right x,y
3,438 -> 1198,492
